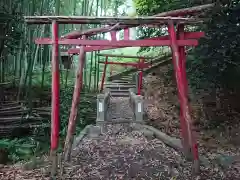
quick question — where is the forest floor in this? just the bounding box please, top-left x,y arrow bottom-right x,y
143,64 -> 240,178
1,65 -> 240,179
1,124 -> 239,180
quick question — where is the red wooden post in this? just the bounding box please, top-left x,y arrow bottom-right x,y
63,36 -> 86,161
176,24 -> 190,158
137,58 -> 144,95
110,31 -> 117,41
177,24 -> 188,95
168,22 -> 199,173
100,56 -> 108,92
124,28 -> 130,40
50,20 -> 60,175
177,23 -> 199,173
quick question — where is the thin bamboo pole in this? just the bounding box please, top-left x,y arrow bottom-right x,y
94,50 -> 97,90
88,52 -> 94,91
100,56 -> 108,92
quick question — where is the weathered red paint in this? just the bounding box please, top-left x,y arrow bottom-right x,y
67,32 -> 204,54
98,61 -> 151,68
124,28 -> 130,40
168,22 -> 199,172
100,56 -> 108,92
99,56 -> 148,93
177,24 -> 191,159
178,25 -> 199,166
35,38 -> 199,46
110,31 -> 117,41
63,36 -> 86,160
177,24 -> 188,95
39,32 -> 203,46
51,21 -> 60,151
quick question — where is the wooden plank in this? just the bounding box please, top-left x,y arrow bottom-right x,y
24,16 -> 203,25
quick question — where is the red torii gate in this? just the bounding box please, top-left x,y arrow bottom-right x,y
24,5 -> 213,174
97,53 -> 153,94
25,15 -> 203,174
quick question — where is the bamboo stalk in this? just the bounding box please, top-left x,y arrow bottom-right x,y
0,116 -> 43,121
88,52 -> 93,91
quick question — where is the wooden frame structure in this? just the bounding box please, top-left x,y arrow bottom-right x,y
97,54 -> 153,94
24,3 -> 214,176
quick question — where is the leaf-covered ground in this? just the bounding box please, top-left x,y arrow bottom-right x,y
1,124 -> 239,180
1,95 -> 239,180
143,64 -> 240,178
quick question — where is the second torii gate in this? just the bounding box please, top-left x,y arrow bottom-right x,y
97,53 -> 154,94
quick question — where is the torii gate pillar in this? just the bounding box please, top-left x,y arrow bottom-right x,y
50,20 -> 60,176
168,22 -> 199,173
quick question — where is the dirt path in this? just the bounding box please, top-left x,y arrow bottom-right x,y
106,97 -> 134,121
67,124 -> 193,179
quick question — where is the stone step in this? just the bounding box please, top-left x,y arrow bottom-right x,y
121,75 -> 132,78
111,80 -> 130,83
110,89 -> 129,94
120,77 -> 132,80
105,85 -> 136,90
110,92 -> 129,97
105,83 -> 135,86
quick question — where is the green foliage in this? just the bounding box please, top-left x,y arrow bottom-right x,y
135,0 -> 240,127
0,137 -> 45,162
59,86 -> 97,137
134,0 -> 240,90
134,0 -> 204,15
189,1 -> 240,91
0,1 -> 24,57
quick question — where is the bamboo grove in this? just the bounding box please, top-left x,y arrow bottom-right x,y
0,0 -> 171,162
0,0 -> 134,162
